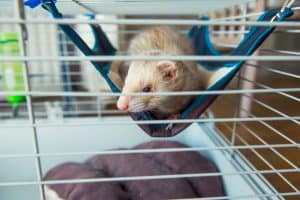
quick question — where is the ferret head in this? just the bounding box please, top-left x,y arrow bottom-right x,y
117,60 -> 183,113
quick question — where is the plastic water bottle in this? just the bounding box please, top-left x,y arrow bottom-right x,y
0,33 -> 26,111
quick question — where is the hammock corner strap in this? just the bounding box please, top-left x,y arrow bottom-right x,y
25,0 -> 294,137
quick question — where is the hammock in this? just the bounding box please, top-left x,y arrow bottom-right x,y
24,0 -> 294,137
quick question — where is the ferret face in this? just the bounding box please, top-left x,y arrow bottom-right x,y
117,60 -> 178,113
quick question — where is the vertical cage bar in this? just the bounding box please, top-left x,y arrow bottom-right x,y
230,3 -> 248,156
239,0 -> 266,118
97,96 -> 102,118
14,0 -> 45,199
239,53 -> 258,118
58,31 -> 76,117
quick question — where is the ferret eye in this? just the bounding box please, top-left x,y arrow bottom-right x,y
142,86 -> 151,92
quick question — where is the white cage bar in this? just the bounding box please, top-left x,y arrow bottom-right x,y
0,0 -> 299,200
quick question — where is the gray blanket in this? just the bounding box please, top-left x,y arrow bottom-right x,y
44,140 -> 225,199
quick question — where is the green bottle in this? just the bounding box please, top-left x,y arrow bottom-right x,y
0,33 -> 26,110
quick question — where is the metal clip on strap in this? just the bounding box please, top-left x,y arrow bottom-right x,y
271,0 -> 295,22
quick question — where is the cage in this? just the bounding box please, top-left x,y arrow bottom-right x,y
0,0 -> 299,200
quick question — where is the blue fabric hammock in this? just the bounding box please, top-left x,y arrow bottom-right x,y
25,0 -> 293,137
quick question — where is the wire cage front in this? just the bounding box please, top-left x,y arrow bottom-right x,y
0,0 -> 299,200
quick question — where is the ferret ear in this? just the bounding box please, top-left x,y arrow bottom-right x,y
156,61 -> 177,81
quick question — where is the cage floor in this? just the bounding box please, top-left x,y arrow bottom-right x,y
0,117 -> 275,200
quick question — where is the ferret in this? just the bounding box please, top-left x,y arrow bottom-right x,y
113,26 -> 210,119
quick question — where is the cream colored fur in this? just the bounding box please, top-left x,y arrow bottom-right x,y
115,26 -> 208,117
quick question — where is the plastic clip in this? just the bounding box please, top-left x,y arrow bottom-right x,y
24,0 -> 57,9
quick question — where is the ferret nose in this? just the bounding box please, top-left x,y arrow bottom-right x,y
117,102 -> 128,111
117,96 -> 129,111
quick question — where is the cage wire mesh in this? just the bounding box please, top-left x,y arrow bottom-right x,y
0,0 -> 299,200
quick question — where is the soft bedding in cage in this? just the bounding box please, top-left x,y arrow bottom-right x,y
0,117 -> 279,200
44,140 -> 225,199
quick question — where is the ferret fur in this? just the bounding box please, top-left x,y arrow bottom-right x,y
112,26 -> 211,118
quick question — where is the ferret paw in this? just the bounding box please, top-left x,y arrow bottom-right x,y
165,114 -> 179,130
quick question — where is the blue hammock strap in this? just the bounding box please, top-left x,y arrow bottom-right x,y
188,17 -> 222,70
182,8 -> 294,120
40,1 -> 155,126
231,8 -> 293,56
182,7 -> 294,121
41,0 -> 120,92
85,14 -> 116,58
165,7 -> 294,137
189,8 -> 293,71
